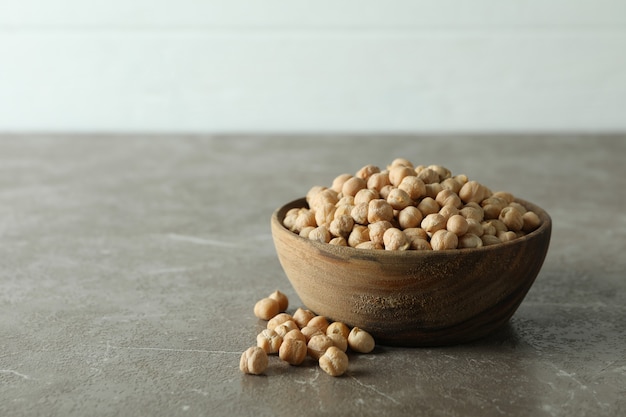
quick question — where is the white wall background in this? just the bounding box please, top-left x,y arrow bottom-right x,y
1,1 -> 625,133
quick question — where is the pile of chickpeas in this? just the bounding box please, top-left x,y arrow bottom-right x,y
240,290 -> 375,377
283,159 -> 542,251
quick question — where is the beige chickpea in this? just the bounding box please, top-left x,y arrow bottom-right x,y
481,196 -> 508,220
486,219 -> 508,234
292,308 -> 316,329
268,290 -> 289,312
366,172 -> 391,192
319,346 -> 350,377
240,346 -> 268,375
389,165 -> 415,187
408,236 -> 432,250
499,206 -> 524,232
459,180 -> 492,204
326,321 -> 351,339
368,220 -> 393,246
430,229 -> 458,250
424,182 -> 444,199
454,174 -> 469,186
436,189 -> 463,209
387,188 -> 412,210
267,312 -> 293,330
307,334 -> 335,360
498,230 -> 518,242
440,177 -> 463,194
283,208 -> 300,231
257,329 -> 283,354
398,206 -> 423,229
309,188 -> 339,210
341,176 -> 367,197
383,228 -> 409,251
283,329 -> 307,344
301,325 -> 324,342
416,167 -> 440,184
492,191 -> 515,204
417,197 -> 439,216
459,204 -> 484,222
279,338 -> 307,365
522,211 -> 541,232
350,202 -> 369,225
329,215 -> 355,238
347,327 -> 375,353
306,185 -> 327,206
274,320 -> 299,338
355,241 -> 383,250
294,209 -> 317,233
354,188 -> 379,206
314,203 -> 336,228
457,233 -> 483,249
404,227 -> 428,240
447,214 -> 469,236
327,333 -> 348,352
427,164 -> 451,181
438,205 -> 460,221
398,176 -> 426,201
466,218 -> 484,237
254,297 -> 280,321
378,184 -> 395,200
421,213 -> 447,234
329,236 -> 348,246
348,225 -> 370,247
331,173 -> 353,194
389,157 -> 414,169
508,201 -> 527,215
299,226 -> 315,238
355,164 -> 380,181
307,315 -> 330,333
481,234 -> 502,246
481,221 -> 497,236
367,199 -> 394,223
334,203 -> 355,219
309,226 -> 331,243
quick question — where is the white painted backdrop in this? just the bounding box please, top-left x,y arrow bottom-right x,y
1,1 -> 625,133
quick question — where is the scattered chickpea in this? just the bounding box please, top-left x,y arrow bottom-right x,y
257,329 -> 283,354
268,290 -> 289,312
326,321 -> 351,339
327,333 -> 348,352
240,346 -> 268,375
319,346 -> 350,377
301,325 -> 324,342
307,315 -> 329,333
254,298 -> 280,321
279,338 -> 307,365
348,327 -> 376,353
307,334 -> 335,360
292,308 -> 316,328
283,329 -> 307,344
267,313 -> 293,330
274,320 -> 299,338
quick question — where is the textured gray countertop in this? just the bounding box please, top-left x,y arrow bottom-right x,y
1,135 -> 624,417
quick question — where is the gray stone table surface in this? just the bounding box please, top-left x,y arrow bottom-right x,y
0,135 -> 624,417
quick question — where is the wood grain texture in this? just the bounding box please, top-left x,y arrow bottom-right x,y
271,197 -> 552,347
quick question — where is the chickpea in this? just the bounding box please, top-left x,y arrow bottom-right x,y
367,199 -> 394,223
329,215 -> 355,239
327,333 -> 348,352
307,334 -> 335,360
347,327 -> 375,353
481,234 -> 502,246
355,164 -> 380,181
368,220 -> 393,246
427,164 -> 451,181
425,182 -> 444,199
274,320 -> 299,338
268,290 -> 289,312
387,188 -> 412,210
421,213 -> 447,234
331,173 -> 353,194
416,167 -> 439,184
267,313 -> 293,330
408,237 -> 432,250
378,184 -> 395,200
354,188 -> 379,206
389,157 -> 414,169
481,196 -> 508,220
326,321 -> 351,339
348,225 -> 370,247
430,229 -> 458,250
454,174 -> 469,186
459,180 -> 492,204
283,329 -> 307,344
306,185 -> 327,206
350,202 -> 369,225
466,218 -> 484,236
254,297 -> 280,321
319,346 -> 350,377
493,191 -> 515,204
383,228 -> 409,251
294,209 -> 316,233
257,329 -> 283,354
509,201 -> 527,215
446,214 -> 469,236
309,188 -> 339,210
436,189 -> 463,209
459,204 -> 484,222
301,326 -> 324,342
279,338 -> 307,365
457,233 -> 483,249
366,172 -> 391,192
309,226 -> 331,243
440,177 -> 462,194
498,230 -> 518,242
329,236 -> 348,246
438,205 -> 460,221
240,346 -> 268,375
355,241 -> 383,250
389,165 -> 415,187
307,315 -> 329,333
314,203 -> 336,228
522,211 -> 541,232
299,226 -> 315,238
292,308 -> 316,329
417,197 -> 439,216
398,206 -> 423,229
398,176 -> 426,201
404,227 -> 429,240
342,176 -> 367,197
334,203 -> 355,219
499,206 -> 524,232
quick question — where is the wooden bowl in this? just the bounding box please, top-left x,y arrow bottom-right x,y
271,198 -> 552,347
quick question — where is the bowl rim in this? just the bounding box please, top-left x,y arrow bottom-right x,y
272,196 -> 552,258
